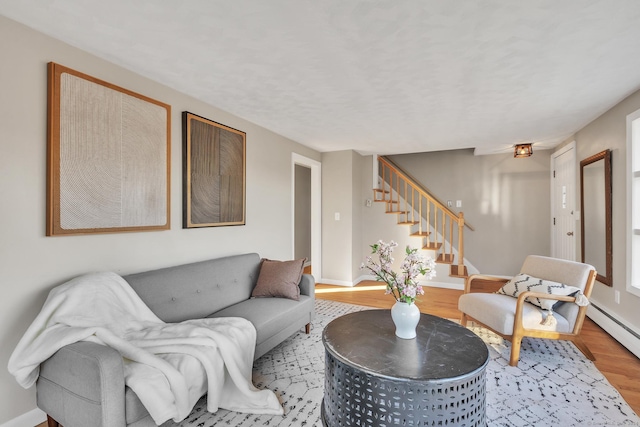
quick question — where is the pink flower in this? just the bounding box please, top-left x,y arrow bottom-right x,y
361,240 -> 436,304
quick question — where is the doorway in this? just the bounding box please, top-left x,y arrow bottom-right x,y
551,142 -> 577,261
294,164 -> 312,270
292,153 -> 321,282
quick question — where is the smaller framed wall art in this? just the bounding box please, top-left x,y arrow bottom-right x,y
182,112 -> 246,228
47,62 -> 171,236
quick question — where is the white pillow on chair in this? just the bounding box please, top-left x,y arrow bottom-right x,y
496,274 -> 587,310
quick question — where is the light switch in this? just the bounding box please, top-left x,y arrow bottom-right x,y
456,200 -> 462,208
334,212 -> 340,221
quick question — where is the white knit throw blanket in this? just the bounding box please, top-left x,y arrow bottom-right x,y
8,272 -> 284,424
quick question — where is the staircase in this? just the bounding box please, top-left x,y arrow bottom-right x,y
373,156 -> 470,279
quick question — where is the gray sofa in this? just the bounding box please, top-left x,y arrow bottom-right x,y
37,253 -> 315,427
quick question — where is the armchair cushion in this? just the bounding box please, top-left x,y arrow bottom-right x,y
497,274 -> 583,311
458,293 -> 571,335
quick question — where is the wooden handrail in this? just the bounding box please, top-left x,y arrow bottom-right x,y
379,156 -> 474,231
376,156 -> 471,271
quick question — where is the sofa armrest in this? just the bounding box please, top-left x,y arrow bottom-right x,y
299,274 -> 315,298
37,341 -> 126,427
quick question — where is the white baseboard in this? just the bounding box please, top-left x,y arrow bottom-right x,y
587,305 -> 640,359
353,275 -> 374,285
319,278 -> 355,287
1,408 -> 46,427
424,280 -> 464,290
321,276 -> 464,290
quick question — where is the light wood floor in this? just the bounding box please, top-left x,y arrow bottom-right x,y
316,281 -> 640,416
35,280 -> 640,427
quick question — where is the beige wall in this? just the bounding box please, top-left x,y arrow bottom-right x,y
320,150 -> 370,283
357,155 -> 461,285
351,152 -> 365,279
388,149 -> 552,275
0,16 -> 320,423
573,87 -> 640,332
324,148 -> 552,284
321,150 -> 355,283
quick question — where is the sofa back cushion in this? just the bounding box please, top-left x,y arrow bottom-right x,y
123,253 -> 261,322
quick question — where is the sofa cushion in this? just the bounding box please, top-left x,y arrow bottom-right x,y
208,295 -> 313,346
123,253 -> 261,322
251,258 -> 305,301
124,386 -> 149,425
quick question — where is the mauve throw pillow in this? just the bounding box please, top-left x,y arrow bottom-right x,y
251,258 -> 305,301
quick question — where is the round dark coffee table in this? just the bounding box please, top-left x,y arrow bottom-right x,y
321,309 -> 489,427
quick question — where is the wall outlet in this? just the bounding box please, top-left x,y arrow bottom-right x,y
447,200 -> 452,208
615,290 -> 620,304
365,199 -> 372,207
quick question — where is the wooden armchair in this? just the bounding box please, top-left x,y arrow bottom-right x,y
458,255 -> 597,366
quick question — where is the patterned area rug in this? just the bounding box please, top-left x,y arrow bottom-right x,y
170,299 -> 639,427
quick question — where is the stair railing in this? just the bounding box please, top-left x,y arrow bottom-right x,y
374,156 -> 467,276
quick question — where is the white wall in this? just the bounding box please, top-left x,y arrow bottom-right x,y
0,16 -> 320,423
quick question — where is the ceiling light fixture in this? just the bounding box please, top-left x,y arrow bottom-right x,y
514,143 -> 533,158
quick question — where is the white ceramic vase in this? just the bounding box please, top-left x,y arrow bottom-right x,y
390,301 -> 420,339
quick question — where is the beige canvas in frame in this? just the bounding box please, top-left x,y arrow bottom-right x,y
183,112 -> 246,228
47,63 -> 171,236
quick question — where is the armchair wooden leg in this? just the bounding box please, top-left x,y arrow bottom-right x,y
47,415 -> 60,427
460,313 -> 468,327
509,337 -> 523,367
572,337 -> 596,361
305,323 -> 311,334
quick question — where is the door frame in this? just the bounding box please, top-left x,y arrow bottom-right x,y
292,153 -> 322,283
550,141 -> 577,260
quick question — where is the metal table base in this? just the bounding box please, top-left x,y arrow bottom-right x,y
321,310 -> 488,427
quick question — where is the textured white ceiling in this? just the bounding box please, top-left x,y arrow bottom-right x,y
2,0 -> 640,155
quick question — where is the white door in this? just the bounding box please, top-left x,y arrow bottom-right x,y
551,142 -> 576,260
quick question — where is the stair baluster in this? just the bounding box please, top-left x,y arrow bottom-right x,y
374,156 -> 470,278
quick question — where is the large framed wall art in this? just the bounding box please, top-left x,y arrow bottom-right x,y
182,112 -> 246,228
46,63 -> 171,236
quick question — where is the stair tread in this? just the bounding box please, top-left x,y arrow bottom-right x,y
422,242 -> 442,250
450,264 -> 468,278
436,254 -> 455,264
410,231 -> 430,237
372,163 -> 468,280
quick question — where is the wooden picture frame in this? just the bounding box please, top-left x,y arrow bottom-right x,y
47,63 -> 171,236
182,112 -> 246,228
